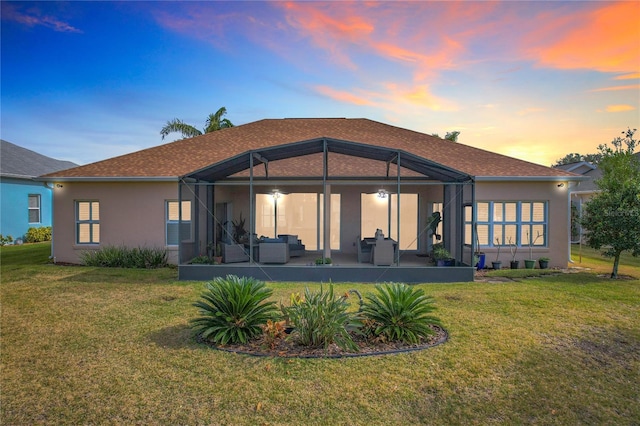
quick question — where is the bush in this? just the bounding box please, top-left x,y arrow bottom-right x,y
0,234 -> 14,246
284,284 -> 360,352
189,255 -> 212,264
191,275 -> 278,345
79,245 -> 168,268
361,283 -> 441,344
24,227 -> 51,243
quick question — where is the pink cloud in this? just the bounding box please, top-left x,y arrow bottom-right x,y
314,86 -> 375,106
590,84 -> 640,92
526,2 -> 640,74
614,73 -> 640,80
1,3 -> 82,33
313,82 -> 456,112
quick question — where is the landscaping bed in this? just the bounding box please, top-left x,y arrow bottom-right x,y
199,324 -> 448,358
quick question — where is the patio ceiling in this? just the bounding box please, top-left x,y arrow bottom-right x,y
185,138 -> 472,183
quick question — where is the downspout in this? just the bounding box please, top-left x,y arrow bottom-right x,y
567,181 -> 574,264
44,182 -> 55,262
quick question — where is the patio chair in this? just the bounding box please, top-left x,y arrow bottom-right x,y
259,242 -> 290,264
221,243 -> 250,263
372,239 -> 395,266
356,235 -> 372,263
277,234 -> 306,257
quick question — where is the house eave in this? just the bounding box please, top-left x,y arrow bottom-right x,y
35,176 -> 180,183
474,175 -> 589,182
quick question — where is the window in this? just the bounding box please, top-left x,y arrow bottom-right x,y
468,201 -> 547,247
28,194 -> 41,223
76,201 -> 100,244
255,193 -> 340,250
361,193 -> 418,250
166,200 -> 192,246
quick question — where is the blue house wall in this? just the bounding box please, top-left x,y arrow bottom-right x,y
0,177 -> 52,240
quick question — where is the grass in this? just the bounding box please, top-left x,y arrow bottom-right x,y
2,242 -> 639,425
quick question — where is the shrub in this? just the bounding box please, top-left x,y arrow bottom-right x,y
24,227 -> 51,243
191,275 -> 278,345
0,234 -> 14,246
284,284 -> 360,352
189,255 -> 212,264
79,245 -> 168,268
361,283 -> 441,344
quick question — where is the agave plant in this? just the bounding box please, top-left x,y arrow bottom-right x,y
361,283 -> 441,344
191,275 -> 278,345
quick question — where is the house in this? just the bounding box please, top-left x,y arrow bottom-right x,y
1,140 -> 77,243
556,153 -> 640,242
40,118 -> 583,282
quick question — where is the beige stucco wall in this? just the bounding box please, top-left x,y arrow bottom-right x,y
51,179 -> 570,269
51,181 -> 181,264
474,181 -> 570,268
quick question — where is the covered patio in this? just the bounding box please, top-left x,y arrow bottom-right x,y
177,137 -> 476,283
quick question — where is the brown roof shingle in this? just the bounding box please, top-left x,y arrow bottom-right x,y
42,118 -> 576,180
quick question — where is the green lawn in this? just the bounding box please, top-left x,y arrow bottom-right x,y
2,242 -> 639,425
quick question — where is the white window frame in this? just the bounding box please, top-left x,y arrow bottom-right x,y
28,194 -> 41,224
76,201 -> 100,244
166,200 -> 192,246
469,201 -> 548,248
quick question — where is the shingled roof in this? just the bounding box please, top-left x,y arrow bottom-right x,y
41,118 -> 576,181
1,140 -> 77,179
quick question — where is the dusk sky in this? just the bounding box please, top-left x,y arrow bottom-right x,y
2,1 -> 639,167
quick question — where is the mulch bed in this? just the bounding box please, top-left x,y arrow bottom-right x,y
197,325 -> 448,358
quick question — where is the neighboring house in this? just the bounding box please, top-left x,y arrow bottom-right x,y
556,153 -> 640,242
1,140 -> 77,242
41,118 -> 582,282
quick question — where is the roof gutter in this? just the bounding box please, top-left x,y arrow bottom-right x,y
474,175 -> 589,182
35,176 -> 180,183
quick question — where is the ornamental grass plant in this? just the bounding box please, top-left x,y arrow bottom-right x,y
283,284 -> 360,352
80,245 -> 168,268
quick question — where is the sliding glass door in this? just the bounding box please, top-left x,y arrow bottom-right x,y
255,193 -> 340,250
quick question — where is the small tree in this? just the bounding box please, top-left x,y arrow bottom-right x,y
581,128 -> 640,278
430,131 -> 460,142
553,152 -> 602,166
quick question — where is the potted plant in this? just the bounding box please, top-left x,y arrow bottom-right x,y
232,212 -> 248,243
492,237 -> 502,270
538,257 -> 550,269
213,243 -> 223,264
315,257 -> 332,265
433,245 -> 454,266
474,224 -> 485,270
524,230 -> 542,269
508,237 -> 519,269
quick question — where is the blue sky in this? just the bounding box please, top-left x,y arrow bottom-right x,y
2,1 -> 638,167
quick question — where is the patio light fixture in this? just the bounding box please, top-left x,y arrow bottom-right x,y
377,189 -> 388,199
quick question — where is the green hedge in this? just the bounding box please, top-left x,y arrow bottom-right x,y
24,227 -> 52,243
80,245 -> 168,269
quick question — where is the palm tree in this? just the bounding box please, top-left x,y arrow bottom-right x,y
160,107 -> 234,140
